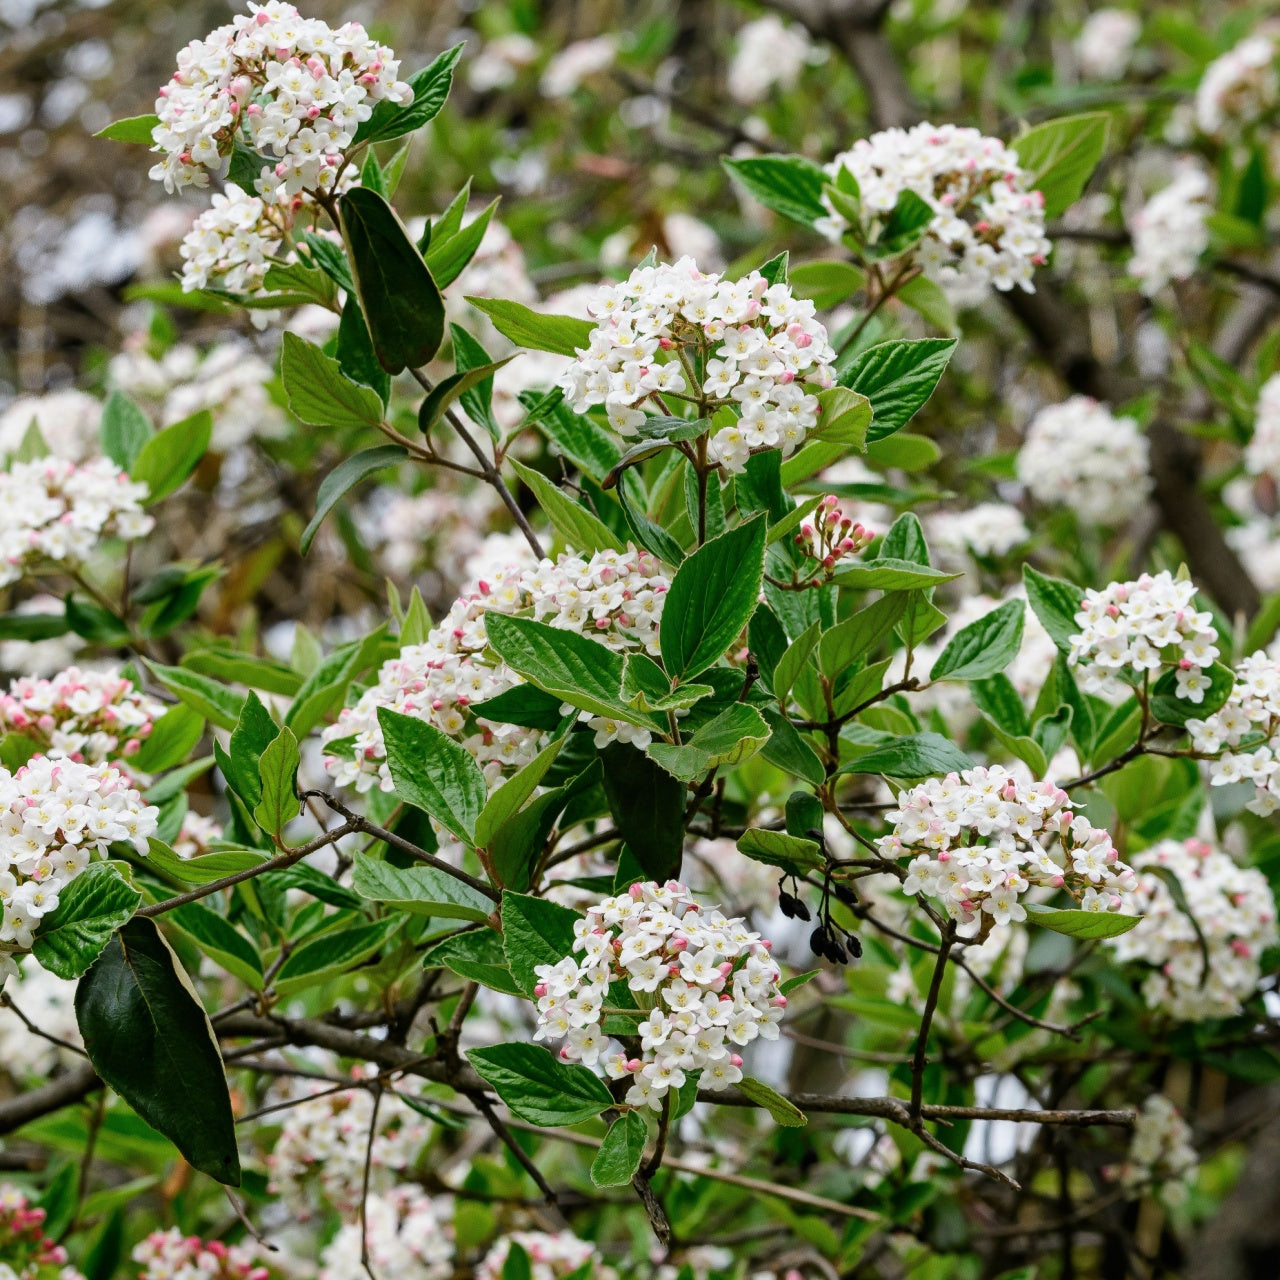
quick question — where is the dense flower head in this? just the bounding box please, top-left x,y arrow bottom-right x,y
0,1183 -> 83,1280
173,811 -> 224,859
881,765 -> 1137,936
266,1077 -> 428,1217
792,495 -> 875,581
1107,838 -> 1277,1019
1109,1095 -> 1198,1206
0,960 -> 81,1081
477,1231 -> 614,1280
132,1229 -> 269,1280
927,502 -> 1029,562
0,757 -> 158,968
1128,163 -> 1213,296
1068,571 -> 1219,701
1188,650 -> 1280,813
1016,395 -> 1152,523
0,457 -> 153,588
533,881 -> 785,1110
815,123 -> 1051,304
559,256 -> 837,474
149,0 -> 412,197
1244,372 -> 1280,482
0,666 -> 165,767
322,548 -> 671,793
1194,31 -> 1278,137
726,15 -> 812,105
1076,9 -> 1141,81
318,1185 -> 453,1280
0,390 -> 101,463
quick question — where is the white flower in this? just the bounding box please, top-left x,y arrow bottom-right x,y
133,1226 -> 268,1280
727,16 -> 812,105
1244,373 -> 1280,483
1195,32 -> 1279,137
478,1230 -> 614,1280
318,1185 -> 453,1280
1111,1095 -> 1198,1206
1128,162 -> 1213,296
1076,9 -> 1141,81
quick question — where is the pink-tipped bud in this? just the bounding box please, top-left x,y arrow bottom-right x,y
731,1054 -> 744,1067
534,983 -> 547,997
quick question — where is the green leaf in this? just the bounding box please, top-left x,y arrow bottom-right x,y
166,901 -> 263,990
451,324 -> 500,436
144,840 -> 267,886
130,704 -> 204,775
896,274 -> 957,333
812,388 -> 872,447
737,828 -> 824,874
377,707 -> 487,842
617,481 -> 686,566
1024,904 -> 1141,939
285,627 -> 387,739
647,703 -> 771,782
829,559 -> 957,591
273,919 -> 402,995
219,691 -> 278,812
863,431 -> 940,471
843,732 -> 975,778
95,113 -> 158,144
509,459 -> 625,553
336,295 -> 391,405
466,1043 -> 613,1125
464,298 -> 593,357
0,609 -> 67,641
417,357 -> 513,435
339,187 -> 445,373
721,154 -> 828,226
426,198 -> 499,290
818,594 -> 908,676
501,891 -> 582,996
421,930 -> 520,995
789,259 -> 865,309
300,445 -> 407,556
281,332 -> 387,430
661,516 -> 766,681
592,1112 -> 647,1187
839,339 -> 957,442
736,1075 -> 807,1127
254,727 -> 300,836
600,742 -> 686,882
130,411 -> 211,503
1012,112 -> 1110,218
75,917 -> 240,1184
930,599 -> 1025,682
100,393 -> 152,470
355,44 -> 464,145
144,662 -> 244,732
351,851 -> 494,922
32,863 -> 141,979
476,736 -> 566,849
1022,565 -> 1084,651
1150,662 -> 1235,728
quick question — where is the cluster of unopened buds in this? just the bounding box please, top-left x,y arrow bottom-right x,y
0,1184 -> 81,1280
792,496 -> 874,583
533,881 -> 785,1110
133,1229 -> 269,1280
882,765 -> 1137,937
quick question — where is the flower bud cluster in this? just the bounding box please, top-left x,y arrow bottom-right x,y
815,123 -> 1051,303
792,495 -> 874,581
0,666 -> 164,767
149,1 -> 412,197
559,256 -> 837,474
0,1183 -> 83,1280
532,881 -> 785,1111
318,1186 -> 453,1280
1016,396 -> 1152,524
0,458 -> 154,589
477,1231 -> 614,1280
133,1230 -> 267,1280
1128,163 -> 1213,296
322,549 -> 670,793
1188,650 -> 1280,814
267,1078 -> 428,1217
1109,1095 -> 1197,1206
1107,838 -> 1277,1020
1194,32 -> 1278,137
1067,571 -> 1220,701
882,765 -> 1136,937
1244,372 -> 1280,482
0,757 -> 158,964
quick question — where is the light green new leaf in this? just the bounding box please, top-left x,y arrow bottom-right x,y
591,1112 -> 648,1187
464,298 -> 593,356
1013,113 -> 1110,218
254,727 -> 300,836
1024,904 -> 1141,939
281,332 -> 387,430
509,459 -> 625,553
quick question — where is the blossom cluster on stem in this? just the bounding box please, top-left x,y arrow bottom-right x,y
132,1228 -> 269,1280
792,495 -> 874,582
477,1231 -> 614,1280
317,1186 -> 453,1280
0,1183 -> 83,1280
1188,650 -> 1280,813
1128,162 -> 1213,296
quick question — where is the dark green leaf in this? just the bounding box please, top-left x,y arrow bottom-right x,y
592,1112 -> 647,1187
377,706 -> 487,842
466,1043 -> 613,1125
32,864 -> 141,979
300,446 -> 407,555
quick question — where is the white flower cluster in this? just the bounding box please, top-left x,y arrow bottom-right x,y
1016,395 -> 1152,524
1195,32 -> 1278,137
1188,650 -> 1280,813
881,765 -> 1136,936
560,257 -> 837,474
267,1079 -> 428,1217
0,666 -> 165,767
0,757 -> 157,969
477,1231 -> 614,1280
173,811 -> 224,859
1076,9 -> 1141,81
0,457 -> 154,588
1107,838 -> 1277,1020
149,0 -> 412,197
927,502 -> 1029,562
372,484 -> 502,581
1112,1095 -> 1198,1206
0,1183 -> 85,1280
0,961 -> 81,1081
532,881 -> 785,1111
133,1230 -> 268,1280
323,549 -> 671,793
177,185 -> 290,295
816,123 -> 1051,304
1244,373 -> 1280,482
318,1186 -> 453,1280
727,15 -> 812,105
1068,572 -> 1220,702
1128,163 -> 1213,296
0,389 -> 100,463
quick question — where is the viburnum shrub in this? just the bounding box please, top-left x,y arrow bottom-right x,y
8,2 -> 1280,1277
